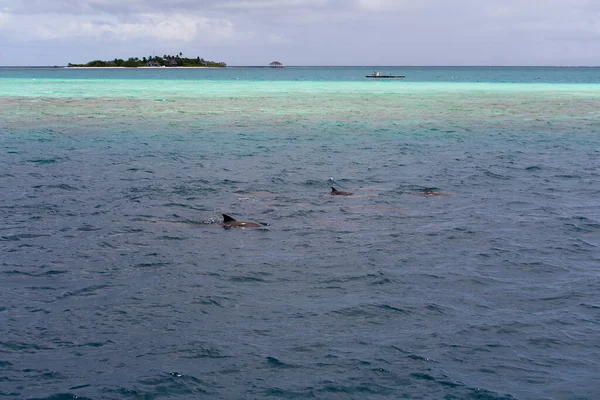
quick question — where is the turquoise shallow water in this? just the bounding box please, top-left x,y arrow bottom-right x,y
1,67 -> 600,399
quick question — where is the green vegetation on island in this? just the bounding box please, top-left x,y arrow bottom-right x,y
68,52 -> 226,68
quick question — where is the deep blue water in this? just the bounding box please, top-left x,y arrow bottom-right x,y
2,65 -> 600,83
1,67 -> 600,399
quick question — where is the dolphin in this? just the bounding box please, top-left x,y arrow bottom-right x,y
330,187 -> 353,196
221,214 -> 263,228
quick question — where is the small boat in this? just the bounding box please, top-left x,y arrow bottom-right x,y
366,72 -> 405,79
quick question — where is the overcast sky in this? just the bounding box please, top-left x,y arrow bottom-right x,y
1,0 -> 599,66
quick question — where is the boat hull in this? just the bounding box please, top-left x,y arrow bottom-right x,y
366,75 -> 405,78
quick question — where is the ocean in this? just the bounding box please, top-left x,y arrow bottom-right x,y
1,66 -> 599,399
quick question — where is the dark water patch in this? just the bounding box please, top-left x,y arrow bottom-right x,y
514,261 -> 569,274
369,277 -> 394,285
0,341 -> 54,352
2,269 -> 34,276
525,165 -> 542,171
408,354 -> 439,363
261,387 -> 314,398
0,233 -> 50,241
229,275 -> 267,283
26,158 -> 58,164
180,343 -> 226,359
132,262 -> 171,268
0,360 -> 13,367
377,304 -> 410,314
171,185 -> 214,195
464,387 -> 518,399
332,303 -> 411,318
134,372 -> 212,397
77,225 -> 101,232
266,356 -> 298,369
192,296 -> 226,307
58,285 -> 109,299
0,391 -> 22,397
527,337 -> 568,348
410,372 -> 465,389
555,174 -> 582,179
302,179 -> 333,188
27,307 -> 51,314
321,274 -> 374,284
579,303 -> 600,309
2,268 -> 67,277
43,270 -> 68,276
410,372 -> 436,381
424,303 -> 449,315
158,235 -> 186,240
162,202 -> 212,210
483,170 -> 512,180
315,382 -> 392,396
28,394 -> 92,400
33,184 -> 79,191
22,369 -> 69,381
76,340 -> 114,348
100,387 -> 144,398
68,384 -> 91,390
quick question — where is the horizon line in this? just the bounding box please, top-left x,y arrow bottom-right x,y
1,64 -> 600,68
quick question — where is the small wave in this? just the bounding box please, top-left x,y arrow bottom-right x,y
33,184 -> 79,191
27,394 -> 93,400
484,170 -> 512,180
132,372 -> 212,397
579,303 -> 600,309
228,275 -> 266,283
315,382 -> 392,396
266,356 -> 298,369
192,296 -> 224,307
76,225 -> 101,232
0,341 -> 54,352
261,387 -> 313,398
158,235 -> 186,240
424,303 -> 448,315
0,233 -> 50,241
76,340 -> 114,348
2,268 -> 66,277
26,158 -> 58,164
58,284 -> 109,299
132,262 -> 171,268
554,174 -> 581,179
332,303 -> 411,318
181,343 -> 226,359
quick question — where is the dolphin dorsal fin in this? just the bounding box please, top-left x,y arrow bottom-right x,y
222,214 -> 236,222
331,187 -> 338,192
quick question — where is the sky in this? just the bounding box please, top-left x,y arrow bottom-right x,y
0,0 -> 599,66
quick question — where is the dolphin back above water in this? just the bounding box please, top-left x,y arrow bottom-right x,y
221,214 -> 263,228
330,187 -> 353,196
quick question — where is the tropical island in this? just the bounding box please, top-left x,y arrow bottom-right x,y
68,53 -> 226,68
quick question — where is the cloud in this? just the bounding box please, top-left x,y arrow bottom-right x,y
1,0 -> 599,65
0,11 -> 234,42
2,0 -> 336,16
